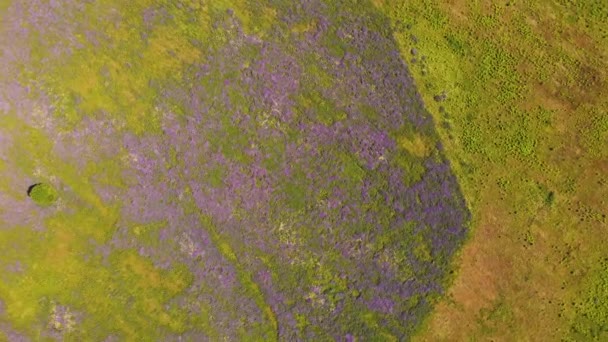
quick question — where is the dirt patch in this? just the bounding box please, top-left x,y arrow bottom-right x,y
445,0 -> 470,23
415,201 -> 509,340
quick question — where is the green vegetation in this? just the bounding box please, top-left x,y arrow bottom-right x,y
0,0 -> 604,339
569,258 -> 608,340
27,183 -> 57,207
377,1 -> 608,340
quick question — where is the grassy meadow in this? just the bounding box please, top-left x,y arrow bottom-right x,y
377,1 -> 608,340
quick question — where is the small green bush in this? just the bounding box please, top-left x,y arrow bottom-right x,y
28,183 -> 58,207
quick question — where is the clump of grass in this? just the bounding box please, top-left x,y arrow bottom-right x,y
569,258 -> 608,341
545,191 -> 555,206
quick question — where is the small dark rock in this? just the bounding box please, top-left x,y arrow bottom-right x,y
411,58 -> 418,64
410,48 -> 418,56
410,34 -> 418,44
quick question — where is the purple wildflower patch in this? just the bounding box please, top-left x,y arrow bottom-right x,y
0,0 -> 469,340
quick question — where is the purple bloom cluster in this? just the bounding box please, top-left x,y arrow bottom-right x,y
0,0 -> 469,340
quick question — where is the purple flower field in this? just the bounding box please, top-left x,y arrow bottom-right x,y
0,0 -> 469,340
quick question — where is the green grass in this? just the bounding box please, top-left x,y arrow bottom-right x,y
377,0 -> 608,340
568,257 -> 608,340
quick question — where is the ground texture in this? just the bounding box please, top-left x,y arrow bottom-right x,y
1,0 -> 606,341
0,1 -> 469,340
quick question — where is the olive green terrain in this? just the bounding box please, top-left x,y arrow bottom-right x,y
377,1 -> 607,340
